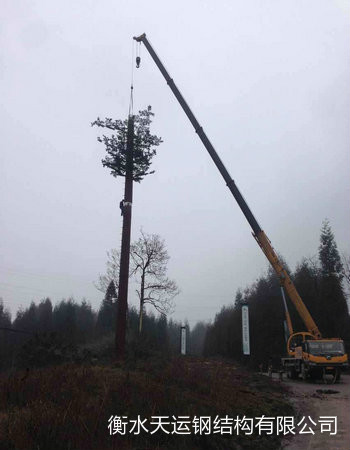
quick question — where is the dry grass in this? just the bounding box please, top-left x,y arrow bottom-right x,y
0,357 -> 293,450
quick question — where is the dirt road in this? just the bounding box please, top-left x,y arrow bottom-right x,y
280,373 -> 350,450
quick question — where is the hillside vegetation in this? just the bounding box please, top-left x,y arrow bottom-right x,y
0,357 -> 292,450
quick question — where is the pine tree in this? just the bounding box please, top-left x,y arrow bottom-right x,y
13,301 -> 38,333
0,299 -> 12,369
53,299 -> 77,343
319,219 -> 344,278
318,219 -> 350,338
293,259 -> 320,332
96,281 -> 117,335
37,298 -> 53,333
234,290 -> 245,309
76,299 -> 95,342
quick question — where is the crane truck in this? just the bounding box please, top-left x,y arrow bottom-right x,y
133,33 -> 349,382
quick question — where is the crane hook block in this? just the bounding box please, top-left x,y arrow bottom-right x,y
136,56 -> 141,68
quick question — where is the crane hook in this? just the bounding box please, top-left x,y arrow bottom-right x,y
136,56 -> 141,68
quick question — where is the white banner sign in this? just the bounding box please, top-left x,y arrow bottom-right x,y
242,305 -> 250,355
181,326 -> 186,355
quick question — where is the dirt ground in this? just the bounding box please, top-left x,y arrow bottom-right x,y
279,373 -> 350,450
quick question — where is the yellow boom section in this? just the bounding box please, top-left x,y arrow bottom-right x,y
254,230 -> 322,339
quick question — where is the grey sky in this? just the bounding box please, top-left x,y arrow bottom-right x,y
1,0 -> 349,326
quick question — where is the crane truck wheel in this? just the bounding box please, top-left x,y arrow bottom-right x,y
322,368 -> 341,384
332,369 -> 341,384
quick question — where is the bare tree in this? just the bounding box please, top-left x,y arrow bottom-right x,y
95,231 -> 179,333
95,249 -> 120,293
130,231 -> 179,333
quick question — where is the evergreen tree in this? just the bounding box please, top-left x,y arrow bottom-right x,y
204,270 -> 286,366
319,219 -> 344,279
96,281 -> 117,335
167,318 -> 184,354
0,299 -> 12,368
0,299 -> 11,328
155,315 -> 168,352
53,299 -> 77,343
189,322 -> 209,356
76,299 -> 95,342
293,259 -> 320,332
318,219 -> 350,339
13,301 -> 38,332
37,298 -> 53,333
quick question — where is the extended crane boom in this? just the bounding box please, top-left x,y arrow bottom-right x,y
134,32 -> 321,339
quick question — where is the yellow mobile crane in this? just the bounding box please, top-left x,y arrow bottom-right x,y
133,33 -> 349,382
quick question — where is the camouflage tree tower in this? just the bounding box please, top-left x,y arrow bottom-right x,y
92,107 -> 162,358
116,114 -> 134,359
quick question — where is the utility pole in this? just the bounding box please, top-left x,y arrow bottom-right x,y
115,115 -> 134,359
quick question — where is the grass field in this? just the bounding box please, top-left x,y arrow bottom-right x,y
0,356 -> 293,450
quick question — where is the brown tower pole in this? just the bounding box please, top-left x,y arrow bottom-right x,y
115,115 -> 134,359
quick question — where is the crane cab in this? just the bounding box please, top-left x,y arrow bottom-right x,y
283,331 -> 348,382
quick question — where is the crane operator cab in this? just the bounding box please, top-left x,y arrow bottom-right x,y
284,331 -> 348,382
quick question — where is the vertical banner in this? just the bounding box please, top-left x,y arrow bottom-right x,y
181,326 -> 186,355
242,304 -> 250,355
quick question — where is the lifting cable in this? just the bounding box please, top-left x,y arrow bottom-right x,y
128,40 -> 142,117
128,39 -> 135,117
136,40 -> 141,68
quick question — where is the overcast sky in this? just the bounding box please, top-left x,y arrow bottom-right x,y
1,0 -> 349,326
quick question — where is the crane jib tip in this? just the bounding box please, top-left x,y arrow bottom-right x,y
133,33 -> 146,42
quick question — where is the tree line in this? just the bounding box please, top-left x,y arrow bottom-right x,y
1,220 -> 348,370
204,220 -> 350,367
0,293 -> 190,370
